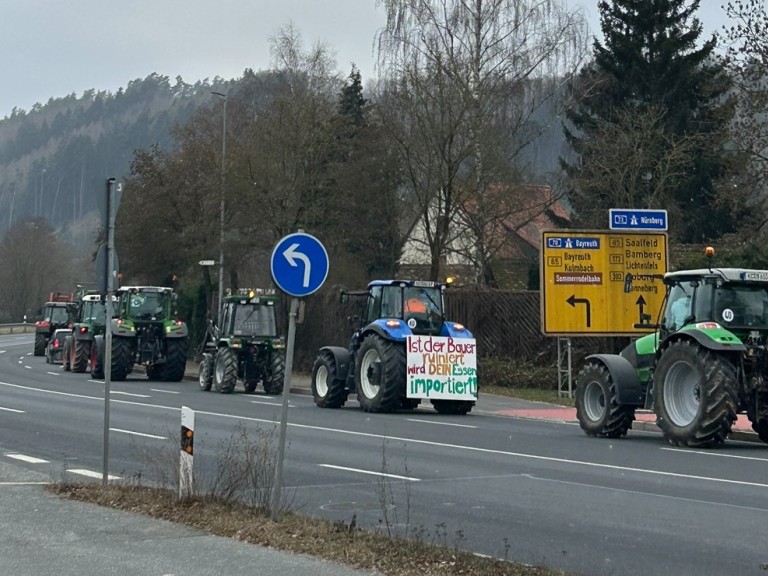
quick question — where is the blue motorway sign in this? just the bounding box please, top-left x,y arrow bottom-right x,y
545,236 -> 600,250
609,208 -> 668,231
270,232 -> 329,297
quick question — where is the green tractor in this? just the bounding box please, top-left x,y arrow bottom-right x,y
310,280 -> 478,415
63,292 -> 112,373
197,288 -> 286,395
92,286 -> 188,381
575,257 -> 768,447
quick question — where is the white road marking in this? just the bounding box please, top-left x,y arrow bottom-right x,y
110,428 -> 167,440
250,400 -> 286,407
5,453 -> 48,463
46,371 -> 60,376
661,447 -> 768,462
110,391 -> 151,398
67,469 -> 120,480
406,418 -> 477,429
24,365 -> 31,369
0,350 -> 6,354
319,464 -> 420,482
150,389 -> 180,395
2,379 -> 767,491
0,482 -> 49,486
0,406 -> 24,413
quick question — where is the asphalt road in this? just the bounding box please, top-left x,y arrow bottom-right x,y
2,333 -> 768,576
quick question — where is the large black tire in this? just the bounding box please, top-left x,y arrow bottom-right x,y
653,340 -> 739,447
62,337 -> 72,372
72,339 -> 90,373
161,338 -> 187,382
355,334 -> 404,413
431,399 -> 473,415
311,351 -> 347,408
746,400 -> 768,444
91,337 -> 105,379
34,333 -> 46,356
110,337 -> 133,381
574,361 -> 636,438
199,353 -> 213,391
263,350 -> 286,395
214,347 -> 238,394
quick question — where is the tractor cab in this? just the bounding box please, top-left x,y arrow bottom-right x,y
219,288 -> 279,340
359,280 -> 446,336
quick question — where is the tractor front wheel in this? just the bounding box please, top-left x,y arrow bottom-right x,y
311,351 -> 347,408
355,335 -> 404,413
110,337 -> 133,381
198,353 -> 214,391
161,338 -> 187,382
574,361 -> 635,438
653,340 -> 738,447
91,337 -> 105,380
214,347 -> 238,394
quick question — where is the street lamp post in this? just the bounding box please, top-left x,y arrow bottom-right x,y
211,91 -> 227,321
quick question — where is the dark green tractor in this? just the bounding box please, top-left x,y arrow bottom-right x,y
198,289 -> 286,395
575,259 -> 768,447
92,286 -> 188,381
310,280 -> 478,415
63,292 -> 111,373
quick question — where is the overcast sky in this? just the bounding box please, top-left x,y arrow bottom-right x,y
0,1 -> 730,119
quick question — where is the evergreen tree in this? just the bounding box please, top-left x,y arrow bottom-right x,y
565,0 -> 737,242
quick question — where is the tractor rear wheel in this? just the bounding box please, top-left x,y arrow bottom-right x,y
34,334 -> 46,356
355,334 -> 404,413
243,354 -> 260,394
653,340 -> 738,447
161,338 -> 187,382
198,353 -> 214,391
263,351 -> 285,395
431,399 -> 473,415
311,351 -> 347,408
214,347 -> 238,394
110,337 -> 133,381
72,339 -> 90,373
575,361 -> 635,438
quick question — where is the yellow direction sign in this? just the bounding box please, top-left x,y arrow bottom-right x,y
540,230 -> 668,336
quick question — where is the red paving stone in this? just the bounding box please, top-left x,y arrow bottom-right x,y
496,407 -> 754,432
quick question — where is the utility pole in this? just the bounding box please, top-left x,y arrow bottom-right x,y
211,91 -> 227,321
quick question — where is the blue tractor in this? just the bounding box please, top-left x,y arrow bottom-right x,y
311,280 -> 477,415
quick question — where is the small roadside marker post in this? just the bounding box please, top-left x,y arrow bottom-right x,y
180,406 -> 194,498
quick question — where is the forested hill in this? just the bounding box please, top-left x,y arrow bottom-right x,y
0,73 -> 228,251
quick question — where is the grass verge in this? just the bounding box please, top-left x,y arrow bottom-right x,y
47,482 -> 575,576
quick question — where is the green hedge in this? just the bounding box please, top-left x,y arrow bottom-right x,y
478,358 -> 558,390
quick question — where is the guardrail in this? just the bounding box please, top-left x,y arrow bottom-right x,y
0,323 -> 35,335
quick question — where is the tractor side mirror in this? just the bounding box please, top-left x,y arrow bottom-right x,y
347,314 -> 360,326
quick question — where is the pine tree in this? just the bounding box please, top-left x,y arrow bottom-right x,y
565,0 -> 737,242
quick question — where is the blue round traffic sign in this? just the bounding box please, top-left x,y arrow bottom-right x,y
270,232 -> 329,297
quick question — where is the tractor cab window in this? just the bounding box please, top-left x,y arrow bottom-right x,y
365,286 -> 384,323
714,284 -> 768,328
129,292 -> 167,319
83,301 -> 106,323
664,284 -> 693,331
233,304 -> 277,337
48,306 -> 69,324
380,286 -> 402,319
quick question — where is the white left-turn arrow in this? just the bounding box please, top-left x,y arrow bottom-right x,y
283,242 -> 311,287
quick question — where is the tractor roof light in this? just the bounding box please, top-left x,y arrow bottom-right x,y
705,246 -> 715,257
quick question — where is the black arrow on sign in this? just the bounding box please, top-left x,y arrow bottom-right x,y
566,294 -> 591,328
636,295 -> 651,324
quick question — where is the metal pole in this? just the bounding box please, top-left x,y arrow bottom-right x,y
212,91 -> 227,320
271,297 -> 298,522
102,178 -> 116,486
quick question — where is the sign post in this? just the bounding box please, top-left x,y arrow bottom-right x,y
269,231 -> 329,521
540,230 -> 668,336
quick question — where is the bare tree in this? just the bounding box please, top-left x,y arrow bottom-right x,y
376,0 -> 588,284
722,0 -> 768,232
